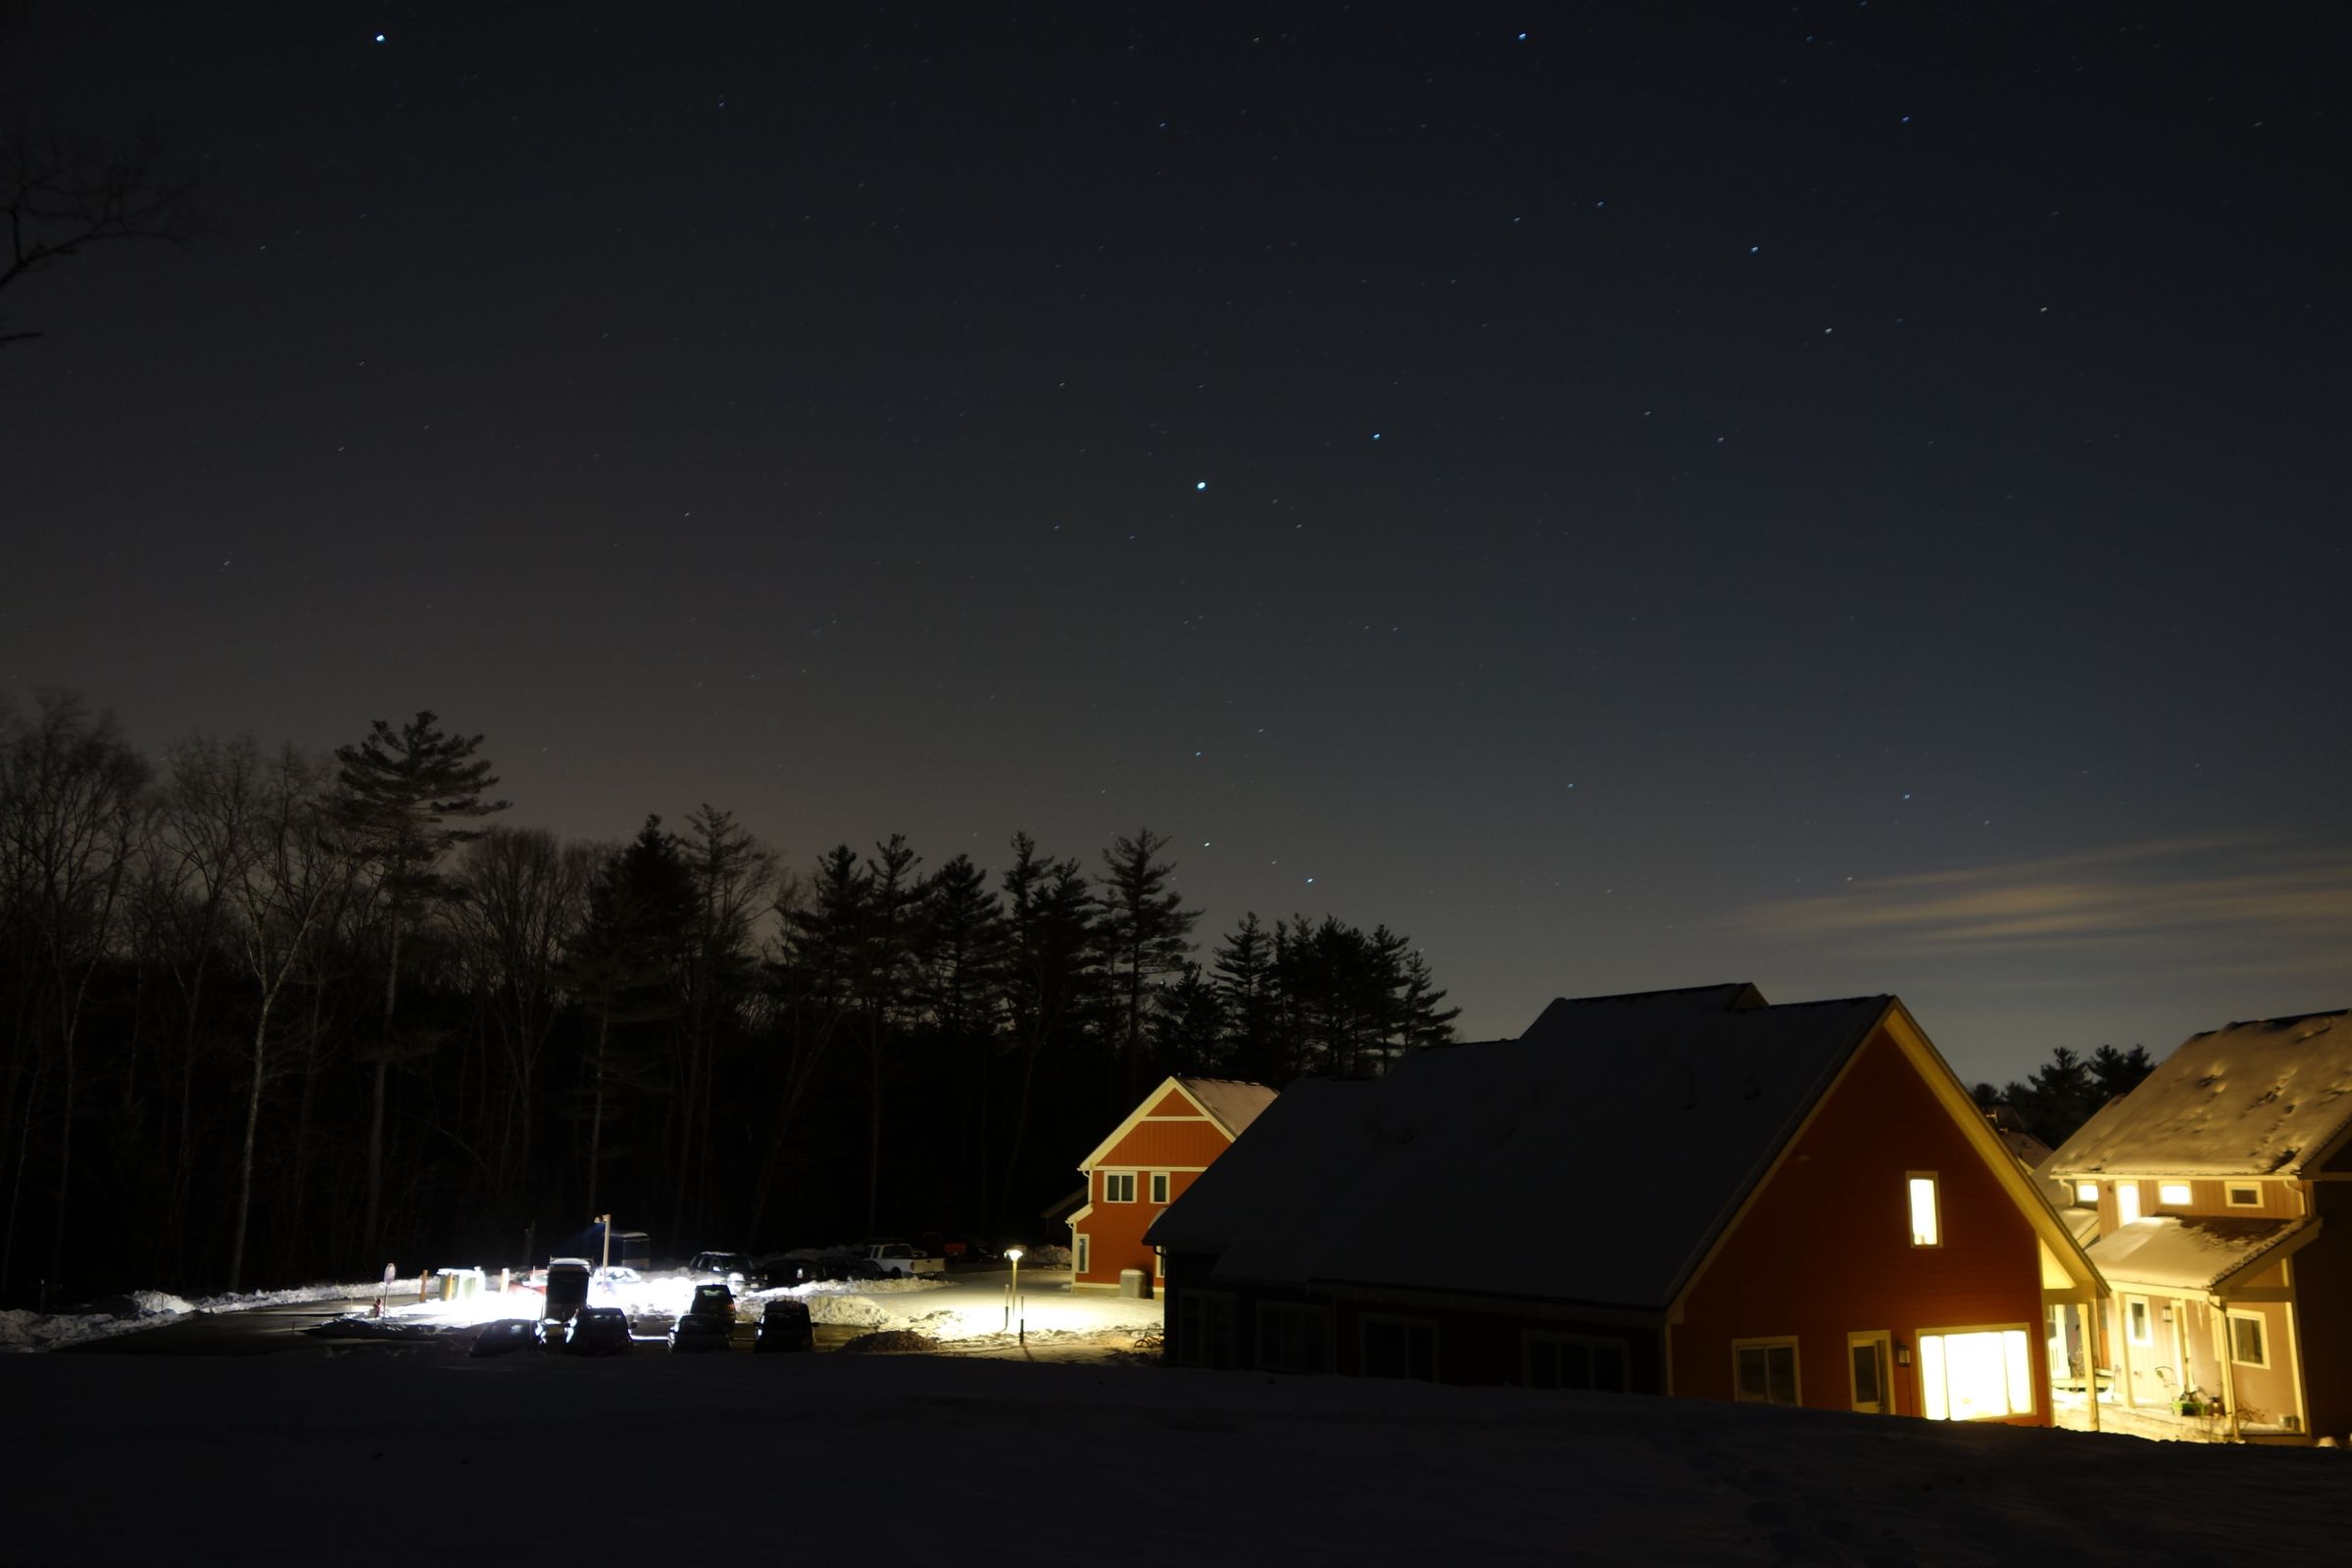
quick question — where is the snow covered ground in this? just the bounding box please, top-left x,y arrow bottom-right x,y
0,1266 -> 1149,1355
6,1348 -> 2349,1561
0,1280 -> 372,1352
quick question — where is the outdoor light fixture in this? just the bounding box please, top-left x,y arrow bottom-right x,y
1004,1246 -> 1025,1335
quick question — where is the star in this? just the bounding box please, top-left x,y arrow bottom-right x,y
1194,480 -> 1207,491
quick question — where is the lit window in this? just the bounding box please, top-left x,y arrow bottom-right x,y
2229,1311 -> 2269,1368
2126,1297 -> 2152,1346
2158,1182 -> 2191,1205
2116,1183 -> 2141,1225
2227,1185 -> 2261,1208
1908,1174 -> 1940,1247
1151,1172 -> 1170,1204
1734,1340 -> 1800,1405
1103,1172 -> 1136,1202
1918,1329 -> 2034,1421
2074,1181 -> 2099,1203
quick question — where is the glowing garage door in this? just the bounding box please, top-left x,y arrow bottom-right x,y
1918,1330 -> 2034,1421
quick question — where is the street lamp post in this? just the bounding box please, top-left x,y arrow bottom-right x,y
1004,1246 -> 1024,1336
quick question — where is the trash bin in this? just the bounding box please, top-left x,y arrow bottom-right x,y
1119,1267 -> 1151,1299
439,1271 -> 459,1301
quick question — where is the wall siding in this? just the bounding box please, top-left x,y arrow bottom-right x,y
1076,1115 -> 1231,1287
1672,1028 -> 2051,1424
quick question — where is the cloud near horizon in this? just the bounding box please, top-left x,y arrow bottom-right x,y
1735,837 -> 2352,963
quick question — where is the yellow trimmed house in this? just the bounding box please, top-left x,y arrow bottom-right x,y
1068,1076 -> 1276,1294
2045,1007 -> 2352,1444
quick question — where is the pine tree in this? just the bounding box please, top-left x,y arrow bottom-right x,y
1210,913 -> 1280,1082
1000,833 -> 1098,1224
333,710 -> 508,1256
1096,828 -> 1199,1101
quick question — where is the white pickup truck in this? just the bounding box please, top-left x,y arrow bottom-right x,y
865,1241 -> 946,1278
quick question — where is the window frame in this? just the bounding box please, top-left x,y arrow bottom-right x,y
2226,1184 -> 2262,1209
1732,1336 -> 1801,1407
1150,1171 -> 1170,1205
1174,1290 -> 1238,1369
2228,1309 -> 2271,1369
2157,1181 -> 2192,1206
1915,1323 -> 2036,1422
1358,1313 -> 1440,1383
1102,1171 -> 1137,1203
1255,1301 -> 1332,1375
1074,1233 -> 1090,1275
2116,1181 -> 2142,1225
2073,1181 -> 2099,1204
1907,1171 -> 1941,1249
2125,1295 -> 2153,1347
1523,1332 -> 1632,1394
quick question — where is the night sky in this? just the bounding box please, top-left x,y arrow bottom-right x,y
5,2 -> 2346,1085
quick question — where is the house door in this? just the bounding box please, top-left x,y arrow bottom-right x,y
1848,1331 -> 1894,1414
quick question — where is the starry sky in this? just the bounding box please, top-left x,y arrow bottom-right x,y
4,2 -> 2346,1085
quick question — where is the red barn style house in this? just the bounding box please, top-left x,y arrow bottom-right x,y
2045,1007 -> 2352,1444
1148,985 -> 2103,1426
1068,1076 -> 1276,1293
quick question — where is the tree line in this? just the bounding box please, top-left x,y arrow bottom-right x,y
1973,1043 -> 2158,1150
0,693 -> 1457,1305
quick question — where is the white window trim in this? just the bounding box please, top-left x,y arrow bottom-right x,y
2157,1181 -> 2192,1206
1908,1171 -> 1941,1249
1150,1171 -> 1170,1204
2116,1181 -> 2142,1225
2125,1295 -> 2153,1347
1732,1336 -> 1802,1406
2073,1181 -> 2099,1204
2228,1308 -> 2271,1369
2226,1184 -> 2262,1209
1522,1332 -> 1633,1394
1102,1171 -> 1136,1203
1074,1233 -> 1090,1274
1915,1322 -> 2037,1423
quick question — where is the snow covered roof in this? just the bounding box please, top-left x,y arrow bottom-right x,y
1150,985 -> 1891,1309
1175,1077 -> 1279,1140
2045,1009 -> 2352,1178
2083,1215 -> 2313,1293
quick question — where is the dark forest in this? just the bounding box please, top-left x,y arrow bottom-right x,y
0,694 -> 1457,1306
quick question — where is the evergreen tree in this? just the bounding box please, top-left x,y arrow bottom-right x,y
2090,1044 -> 2156,1102
1210,912 -> 1280,1082
1096,828 -> 1199,1101
332,710 -> 508,1256
560,819 -> 692,1217
1000,833 -> 1098,1223
1152,959 -> 1225,1075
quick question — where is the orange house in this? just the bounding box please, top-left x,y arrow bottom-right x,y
1150,984 -> 2103,1427
1068,1077 -> 1276,1293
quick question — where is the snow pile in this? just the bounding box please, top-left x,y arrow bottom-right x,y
191,1280 -> 375,1310
0,1291 -> 197,1354
838,1329 -> 940,1354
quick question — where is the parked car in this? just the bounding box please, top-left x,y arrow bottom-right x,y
567,1305 -> 633,1356
533,1317 -> 572,1352
686,1251 -> 750,1281
864,1241 -> 945,1278
470,1319 -> 536,1357
755,1298 -> 813,1353
688,1282 -> 735,1318
668,1312 -> 732,1353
